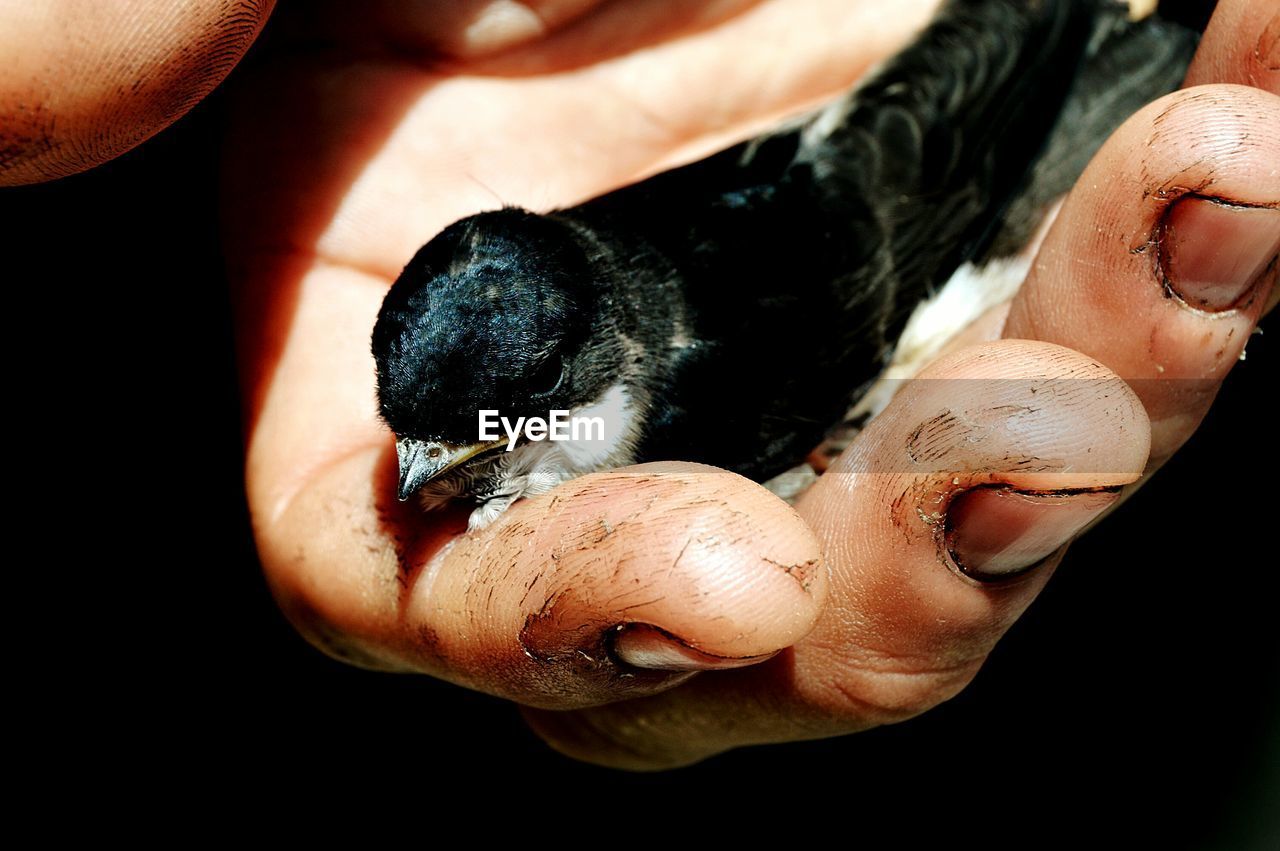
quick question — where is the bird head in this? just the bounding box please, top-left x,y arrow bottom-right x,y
373,207 -> 623,500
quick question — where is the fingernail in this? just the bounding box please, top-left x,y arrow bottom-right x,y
946,488 -> 1121,580
1161,196 -> 1280,311
610,624 -> 778,672
462,1 -> 544,54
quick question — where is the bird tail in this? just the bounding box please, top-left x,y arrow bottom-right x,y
843,0 -> 1200,424
981,1 -> 1200,261
788,0 -> 1198,358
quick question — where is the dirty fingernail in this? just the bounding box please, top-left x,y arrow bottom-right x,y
946,488 -> 1121,580
1161,196 -> 1280,311
611,624 -> 778,672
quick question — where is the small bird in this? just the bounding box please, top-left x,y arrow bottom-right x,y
373,0 -> 1198,528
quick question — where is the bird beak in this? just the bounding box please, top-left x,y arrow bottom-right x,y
395,437 -> 505,501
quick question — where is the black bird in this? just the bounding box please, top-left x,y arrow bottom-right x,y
373,0 -> 1198,528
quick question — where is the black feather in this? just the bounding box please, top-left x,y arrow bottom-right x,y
373,0 -> 1199,503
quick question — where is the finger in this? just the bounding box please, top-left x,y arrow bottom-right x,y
0,0 -> 273,185
263,450 -> 826,709
1183,0 -> 1279,92
417,462 -> 825,706
525,340 -> 1150,769
1004,84 -> 1280,468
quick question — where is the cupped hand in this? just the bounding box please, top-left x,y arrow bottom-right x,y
54,0 -> 1265,767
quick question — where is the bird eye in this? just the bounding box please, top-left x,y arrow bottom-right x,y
528,355 -> 566,397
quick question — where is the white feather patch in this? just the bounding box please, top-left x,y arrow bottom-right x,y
851,198 -> 1063,420
462,382 -> 642,529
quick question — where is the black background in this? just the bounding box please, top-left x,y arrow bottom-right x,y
6,28 -> 1274,838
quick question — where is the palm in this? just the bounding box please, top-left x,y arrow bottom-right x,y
225,0 -> 936,584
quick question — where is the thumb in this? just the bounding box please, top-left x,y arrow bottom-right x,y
0,0 -> 274,185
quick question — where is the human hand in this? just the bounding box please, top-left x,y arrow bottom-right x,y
14,0 -> 1265,769
225,0 -> 948,707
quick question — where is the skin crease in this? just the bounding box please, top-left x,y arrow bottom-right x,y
4,0 -> 1273,767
